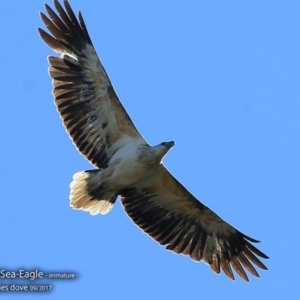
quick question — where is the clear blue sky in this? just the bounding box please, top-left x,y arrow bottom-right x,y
1,0 -> 299,299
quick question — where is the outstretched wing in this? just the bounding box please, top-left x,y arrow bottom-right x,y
38,0 -> 145,168
121,166 -> 268,282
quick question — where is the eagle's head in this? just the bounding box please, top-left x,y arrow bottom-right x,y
159,141 -> 175,150
138,141 -> 175,167
153,141 -> 175,161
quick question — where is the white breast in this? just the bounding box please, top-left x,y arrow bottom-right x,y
107,142 -> 155,188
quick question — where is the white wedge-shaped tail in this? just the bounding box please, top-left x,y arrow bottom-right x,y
70,171 -> 116,215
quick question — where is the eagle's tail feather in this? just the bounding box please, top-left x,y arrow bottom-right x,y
69,170 -> 117,215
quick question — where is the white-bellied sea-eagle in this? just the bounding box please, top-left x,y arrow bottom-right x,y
38,0 -> 268,281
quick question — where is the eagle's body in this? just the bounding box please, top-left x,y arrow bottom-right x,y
39,0 -> 268,281
70,142 -> 174,215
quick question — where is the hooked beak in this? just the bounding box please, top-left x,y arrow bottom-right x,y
166,141 -> 175,148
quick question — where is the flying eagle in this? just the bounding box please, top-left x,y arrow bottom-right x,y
39,0 -> 268,281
